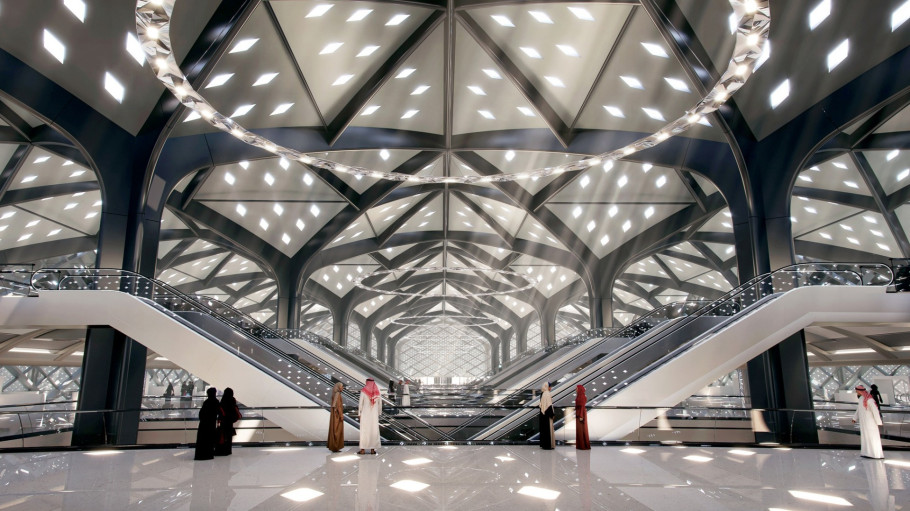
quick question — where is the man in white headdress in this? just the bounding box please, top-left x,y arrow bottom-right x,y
852,385 -> 884,459
400,379 -> 411,407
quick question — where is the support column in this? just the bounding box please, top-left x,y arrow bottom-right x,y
491,341 -> 500,373
588,295 -> 613,329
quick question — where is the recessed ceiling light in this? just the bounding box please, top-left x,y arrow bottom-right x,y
756,40 -> 771,69
644,206 -> 654,219
230,104 -> 254,117
832,161 -> 848,169
273,203 -> 284,216
104,72 -> 125,103
125,33 -> 145,65
320,42 -> 343,55
491,14 -> 514,27
306,4 -> 333,18
622,220 -> 632,232
281,233 -> 291,245
236,204 -> 246,216
580,175 -> 590,188
586,220 -> 596,232
517,106 -> 535,117
843,180 -> 859,188
33,156 -> 50,164
898,168 -> 910,181
877,243 -> 891,251
556,44 -> 578,57
348,9 -> 372,22
528,10 -> 553,24
518,486 -> 560,500
819,231 -> 831,239
43,29 -> 66,63
206,73 -> 233,88
271,103 -> 293,116
361,105 -> 380,116
18,233 -> 32,242
504,150 -> 516,162
894,0 -> 910,30
664,77 -> 690,92
259,218 -> 269,230
401,109 -> 419,119
847,237 -> 860,245
545,76 -> 565,87
69,170 -> 85,177
64,0 -> 86,22
310,204 -> 320,217
770,79 -> 790,108
483,68 -> 502,79
641,42 -> 668,58
395,68 -> 415,79
333,74 -> 354,86
467,85 -> 486,95
603,105 -> 625,118
47,228 -> 61,236
886,149 -> 899,161
572,206 -> 582,218
390,480 -> 429,492
827,39 -> 849,71
683,455 -> 713,463
620,76 -> 644,89
229,38 -> 258,53
357,45 -> 380,57
520,47 -> 542,59
296,219 -> 305,230
608,205 -> 618,217
789,490 -> 851,506
567,6 -> 594,21
85,212 -> 97,219
387,14 -> 410,25
224,172 -> 235,185
264,173 -> 275,186
253,72 -> 279,86
303,173 -> 314,186
380,149 -> 390,160
478,110 -> 495,119
281,487 -> 324,502
600,234 -> 610,246
655,175 -> 667,188
642,107 -> 665,121
809,0 -> 831,30
0,212 -> 14,220
617,175 -> 628,187
411,85 -> 430,95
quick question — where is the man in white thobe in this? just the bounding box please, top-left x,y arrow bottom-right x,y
401,380 -> 411,407
358,378 -> 381,455
852,385 -> 884,459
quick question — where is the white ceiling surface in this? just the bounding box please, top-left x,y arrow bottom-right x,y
875,104 -> 910,134
864,149 -> 910,195
8,147 -> 95,191
391,195 -> 445,237
796,155 -> 872,196
0,0 -> 218,135
0,97 -> 46,128
325,218 -> 372,249
366,192 -> 429,236
315,149 -> 417,194
271,0 -> 435,123
16,191 -> 102,236
674,0 -> 735,76
198,158 -> 344,202
549,160 -> 694,204
474,150 -> 581,195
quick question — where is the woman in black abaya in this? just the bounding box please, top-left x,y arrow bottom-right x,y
194,387 -> 222,460
215,387 -> 240,456
538,382 -> 555,450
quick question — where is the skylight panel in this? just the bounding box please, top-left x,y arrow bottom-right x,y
310,204 -> 321,217
273,203 -> 284,216
361,105 -> 380,116
320,42 -> 343,55
505,150 -> 515,161
557,45 -> 578,57
620,76 -> 643,90
206,73 -> 233,88
411,85 -> 430,95
104,72 -> 125,103
401,110 -> 419,119
396,68 -> 415,79
43,30 -> 66,63
826,39 -> 849,71
491,15 -> 514,27
126,33 -> 145,65
357,45 -> 380,57
769,79 -> 790,108
520,47 -> 542,59
622,220 -> 632,232
898,168 -> 910,181
568,6 -> 594,21
655,175 -> 667,188
809,0 -> 831,30
33,156 -> 50,164
603,105 -> 625,118
264,173 -> 275,186
572,206 -> 582,218
644,206 -> 654,219
478,110 -> 495,119
348,9 -> 372,22
303,173 -> 314,186
545,76 -> 565,87
259,218 -> 269,230
271,103 -> 293,115
483,68 -> 502,79
333,74 -> 354,86
642,107 -> 665,121
387,14 -> 410,26
517,106 -> 535,117
467,85 -> 486,95
617,175 -> 628,187
600,234 -> 609,246
586,220 -> 596,232
253,72 -> 278,86
380,149 -> 390,160
282,233 -> 291,245
224,172 -> 235,185
529,11 -> 553,24
230,104 -> 254,117
894,0 -> 910,30
229,38 -> 258,53
755,41 -> 771,70
664,77 -> 690,92
306,4 -> 333,18
641,42 -> 668,58
887,150 -> 899,161
296,219 -> 305,230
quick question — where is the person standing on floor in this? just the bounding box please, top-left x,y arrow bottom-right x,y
215,387 -> 240,456
388,379 -> 396,401
539,382 -> 556,450
194,387 -> 222,460
358,378 -> 381,455
575,384 -> 591,450
327,382 -> 345,452
853,385 -> 884,459
870,384 -> 883,409
400,379 -> 411,407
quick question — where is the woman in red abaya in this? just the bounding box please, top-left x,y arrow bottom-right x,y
575,384 -> 591,450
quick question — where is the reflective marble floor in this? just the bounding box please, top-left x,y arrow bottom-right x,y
0,445 -> 907,510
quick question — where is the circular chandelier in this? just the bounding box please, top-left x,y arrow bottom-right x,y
136,1 -> 769,184
353,266 -> 537,298
391,314 -> 497,327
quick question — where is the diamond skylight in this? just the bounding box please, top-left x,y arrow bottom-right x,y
642,107 -> 665,121
664,77 -> 690,92
253,73 -> 278,86
641,42 -> 668,58
206,73 -> 233,88
411,85 -> 430,95
809,0 -> 831,30
333,74 -> 354,86
230,38 -> 258,53
620,76 -> 643,89
104,72 -> 125,103
529,11 -> 553,24
348,9 -> 372,22
567,6 -> 594,21
43,29 -> 66,63
517,106 -> 535,116
478,110 -> 495,119
126,33 -> 145,65
770,79 -> 790,108
401,110 -> 419,119
467,85 -> 486,95
230,104 -> 254,117
491,15 -> 514,27
357,45 -> 380,57
320,42 -> 343,54
603,105 -> 624,118
361,105 -> 380,116
827,39 -> 849,71
894,0 -> 910,30
387,14 -> 409,26
545,76 -> 565,87
306,4 -> 333,18
521,47 -> 542,59
557,44 -> 578,57
271,103 -> 293,115
64,0 -> 86,22
483,68 -> 502,79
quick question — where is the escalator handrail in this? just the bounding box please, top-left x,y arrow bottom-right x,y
470,263 -> 892,439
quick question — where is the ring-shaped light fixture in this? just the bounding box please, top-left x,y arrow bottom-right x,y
391,315 -> 498,327
136,1 -> 769,184
353,266 -> 537,298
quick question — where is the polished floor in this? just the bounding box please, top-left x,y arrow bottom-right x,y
0,445 -> 907,510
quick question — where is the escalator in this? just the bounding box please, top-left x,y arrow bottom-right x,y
472,263 -> 909,441
0,268 -> 432,441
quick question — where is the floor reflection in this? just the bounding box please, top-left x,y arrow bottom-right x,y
0,445 -> 907,510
